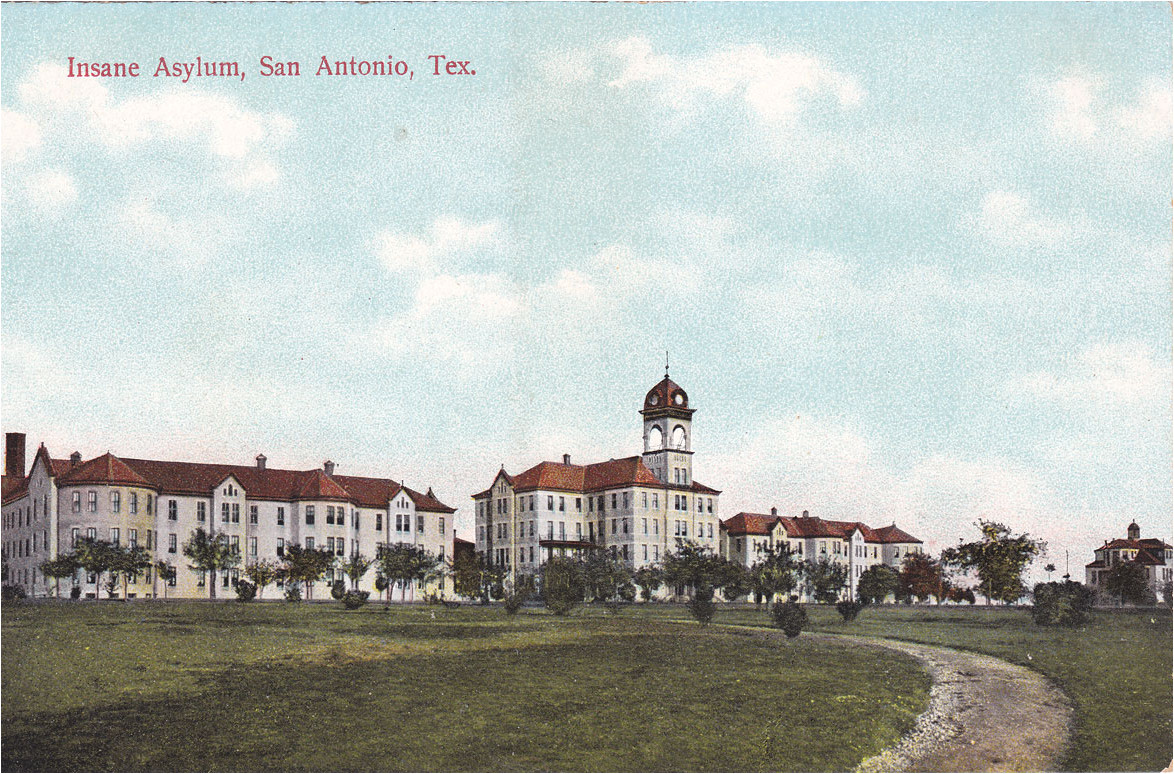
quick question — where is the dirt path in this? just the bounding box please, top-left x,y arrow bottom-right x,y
822,635 -> 1074,772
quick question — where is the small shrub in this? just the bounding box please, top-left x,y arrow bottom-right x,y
619,582 -> 637,603
342,590 -> 370,610
2,584 -> 27,601
232,579 -> 257,602
1032,581 -> 1093,627
772,600 -> 807,638
689,586 -> 716,626
284,584 -> 303,602
70,586 -> 82,600
542,557 -> 585,616
330,580 -> 347,601
836,600 -> 863,622
504,576 -> 534,615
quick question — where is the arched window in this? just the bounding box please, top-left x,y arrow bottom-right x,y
671,425 -> 687,450
647,426 -> 663,451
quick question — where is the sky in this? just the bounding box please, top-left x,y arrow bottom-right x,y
2,2 -> 1170,584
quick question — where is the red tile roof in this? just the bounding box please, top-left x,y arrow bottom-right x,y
1101,537 -> 1171,551
642,375 -> 694,414
722,512 -> 921,544
475,456 -> 719,497
11,448 -> 456,512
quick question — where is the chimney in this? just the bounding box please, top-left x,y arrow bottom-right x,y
256,454 -> 267,471
770,506 -> 778,517
5,432 -> 26,480
323,460 -> 335,476
802,509 -> 809,518
563,454 -> 571,465
70,451 -> 82,468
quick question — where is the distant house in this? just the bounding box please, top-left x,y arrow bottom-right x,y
722,507 -> 922,602
1085,521 -> 1172,604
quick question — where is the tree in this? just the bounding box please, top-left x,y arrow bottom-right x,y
941,520 -> 1045,604
1104,562 -> 1155,606
1032,580 -> 1093,626
662,540 -> 728,600
583,550 -> 632,603
339,553 -> 374,590
803,558 -> 849,604
182,528 -> 241,601
280,543 -> 335,601
541,555 -> 587,615
73,538 -> 118,599
1044,563 -> 1057,582
244,559 -> 279,600
857,564 -> 900,604
451,552 -> 501,603
111,545 -> 152,601
1164,580 -> 1173,609
155,560 -> 176,599
633,566 -> 663,602
749,544 -> 802,607
719,561 -> 752,602
40,555 -> 80,598
899,553 -> 950,604
376,543 -> 440,603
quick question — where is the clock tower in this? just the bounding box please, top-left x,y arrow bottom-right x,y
640,367 -> 695,487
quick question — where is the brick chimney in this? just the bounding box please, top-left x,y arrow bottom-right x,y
323,460 -> 335,476
563,454 -> 571,465
70,451 -> 82,468
770,506 -> 778,517
801,509 -> 809,518
5,432 -> 26,480
256,454 -> 267,471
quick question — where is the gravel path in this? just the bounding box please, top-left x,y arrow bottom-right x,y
828,635 -> 1074,773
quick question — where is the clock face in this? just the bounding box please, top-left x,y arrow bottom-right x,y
673,393 -> 684,405
649,393 -> 659,405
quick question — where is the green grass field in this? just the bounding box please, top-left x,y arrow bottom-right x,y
636,602 -> 1172,772
2,601 -> 929,772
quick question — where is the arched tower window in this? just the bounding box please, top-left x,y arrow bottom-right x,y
647,426 -> 663,451
671,425 -> 687,450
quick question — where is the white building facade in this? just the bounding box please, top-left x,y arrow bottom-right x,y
1085,521 -> 1172,603
1,433 -> 456,600
472,372 -> 722,586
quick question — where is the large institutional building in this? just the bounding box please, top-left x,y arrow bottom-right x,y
1085,521 -> 1172,602
472,371 -> 722,587
721,508 -> 922,600
1,433 -> 455,599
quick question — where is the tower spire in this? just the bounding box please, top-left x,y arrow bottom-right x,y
665,350 -> 670,378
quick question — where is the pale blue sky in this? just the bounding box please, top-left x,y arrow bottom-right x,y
2,2 -> 1170,580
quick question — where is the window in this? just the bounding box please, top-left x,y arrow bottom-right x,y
110,528 -> 120,546
652,493 -> 658,509
611,494 -> 617,509
197,571 -> 206,587
707,499 -> 713,514
559,522 -> 566,540
708,524 -> 713,539
87,527 -> 96,540
558,496 -> 565,512
129,529 -> 138,548
306,506 -> 315,525
623,518 -> 629,534
248,536 -> 257,556
612,519 -> 617,535
167,499 -> 177,521
588,497 -> 594,513
168,533 -> 177,553
439,517 -> 446,534
146,531 -> 153,550
222,503 -> 230,523
130,492 -> 138,513
147,494 -> 153,515
547,496 -> 554,510
71,527 -> 79,547
249,505 -> 258,524
111,491 -> 121,513
654,520 -> 659,536
697,499 -> 703,513
231,536 -> 239,553
417,515 -> 424,533
376,513 -> 383,531
575,498 -> 581,512
327,537 -> 335,554
88,491 -> 97,512
197,502 -> 206,522
306,537 -> 315,550
642,518 -> 648,534
528,496 -> 534,510
623,492 -> 629,509
232,504 -> 240,523
547,521 -> 554,540
277,538 -> 285,557
277,506 -> 285,526
643,544 -> 648,561
327,506 -> 335,525
654,545 -> 659,561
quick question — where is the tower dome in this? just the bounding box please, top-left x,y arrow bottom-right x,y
644,375 -> 691,412
1127,521 -> 1140,540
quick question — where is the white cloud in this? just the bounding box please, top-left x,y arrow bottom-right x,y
1114,82 -> 1173,140
1014,341 -> 1171,406
1,109 -> 42,162
116,196 -> 221,266
974,190 -> 1067,247
376,216 -> 501,274
1047,76 -> 1098,141
228,160 -> 280,190
606,37 -> 862,124
24,168 -> 77,210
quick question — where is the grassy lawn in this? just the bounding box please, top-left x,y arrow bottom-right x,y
627,602 -> 1172,772
1,601 -> 928,772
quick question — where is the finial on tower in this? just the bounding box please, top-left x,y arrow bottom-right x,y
665,350 -> 670,378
